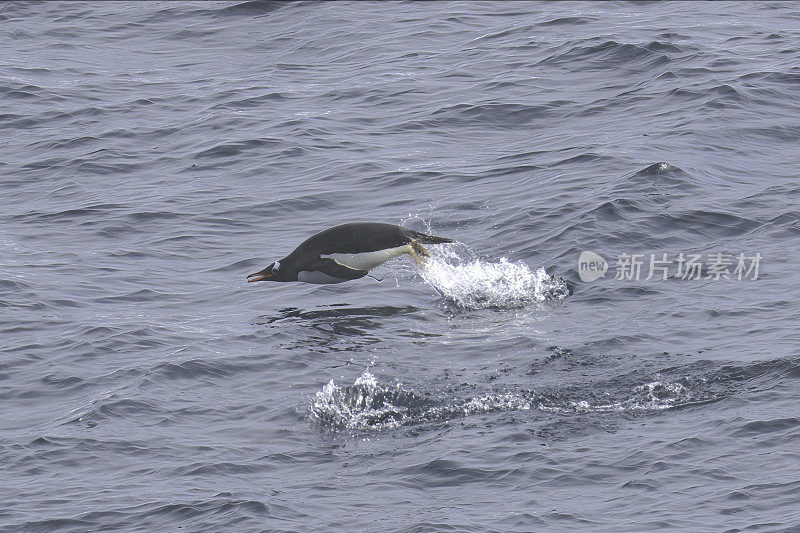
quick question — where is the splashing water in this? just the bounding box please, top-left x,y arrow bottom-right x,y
308,371 -> 711,433
308,370 -> 421,430
417,242 -> 569,310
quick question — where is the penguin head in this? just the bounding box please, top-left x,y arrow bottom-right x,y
247,259 -> 295,282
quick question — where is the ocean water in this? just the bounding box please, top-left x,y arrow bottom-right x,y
2,1 -> 800,531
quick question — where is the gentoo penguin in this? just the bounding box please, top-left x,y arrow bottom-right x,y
247,222 -> 452,284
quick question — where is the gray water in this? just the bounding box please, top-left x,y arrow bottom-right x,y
2,1 -> 800,531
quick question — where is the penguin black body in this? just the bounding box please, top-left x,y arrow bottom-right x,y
247,222 -> 452,285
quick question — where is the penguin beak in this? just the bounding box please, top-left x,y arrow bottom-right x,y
247,268 -> 273,282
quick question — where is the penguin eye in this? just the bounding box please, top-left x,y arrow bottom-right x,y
272,261 -> 280,274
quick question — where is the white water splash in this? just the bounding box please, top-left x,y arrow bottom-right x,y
456,381 -> 695,417
417,243 -> 569,309
308,370 -> 415,430
308,372 -> 704,433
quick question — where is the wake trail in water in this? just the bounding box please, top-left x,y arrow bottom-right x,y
308,369 -> 720,432
416,242 -> 569,310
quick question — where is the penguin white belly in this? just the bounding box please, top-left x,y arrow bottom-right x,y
321,244 -> 412,272
297,270 -> 350,284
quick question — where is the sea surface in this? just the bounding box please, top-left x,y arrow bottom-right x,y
2,1 -> 800,531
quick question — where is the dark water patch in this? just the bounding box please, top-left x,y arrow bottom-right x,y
15,517 -> 94,532
39,373 -> 84,389
66,397 -> 162,426
32,135 -> 101,151
146,358 -> 258,382
105,249 -> 149,259
213,194 -> 336,220
728,184 -> 800,210
208,258 -> 263,273
473,24 -> 535,42
0,278 -> 33,292
657,209 -> 762,239
369,170 -> 445,187
0,112 -> 23,125
93,223 -> 140,239
16,157 -> 71,173
482,79 -> 533,91
540,16 -> 593,26
763,212 -> 800,238
540,39 -> 675,69
168,28 -> 221,40
742,70 -> 800,85
92,289 -> 176,304
703,84 -> 747,110
429,102 -> 553,127
0,301 -> 49,314
584,198 -> 645,222
172,461 -> 273,476
73,159 -> 142,176
711,83 -> 744,99
644,40 -> 685,54
255,305 -> 421,346
736,124 -> 800,143
126,210 -> 182,223
0,83 -> 43,99
195,138 -> 283,159
210,0 -> 286,18
492,149 -> 550,164
484,163 -> 542,178
260,305 -> 421,324
211,92 -> 288,109
404,457 -> 514,487
10,496 -> 282,533
549,152 -> 609,167
733,417 -> 800,437
665,87 -> 708,102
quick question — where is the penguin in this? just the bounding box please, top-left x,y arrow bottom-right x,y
247,222 -> 452,284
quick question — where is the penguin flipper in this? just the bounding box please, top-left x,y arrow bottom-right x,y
318,258 -> 368,280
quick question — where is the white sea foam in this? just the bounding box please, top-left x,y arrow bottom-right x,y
417,243 -> 569,309
308,371 -> 700,432
308,370 -> 414,430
